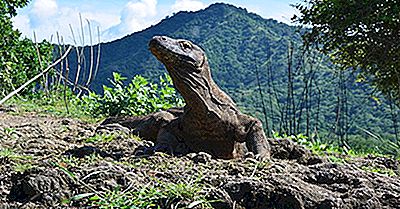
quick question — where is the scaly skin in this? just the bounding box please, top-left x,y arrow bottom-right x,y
102,36 -> 270,160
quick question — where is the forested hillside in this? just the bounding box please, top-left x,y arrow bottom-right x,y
70,3 -> 399,151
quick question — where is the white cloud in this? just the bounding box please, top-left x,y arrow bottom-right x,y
12,13 -> 31,35
32,0 -> 58,17
103,0 -> 158,41
12,0 -> 120,45
171,0 -> 205,12
29,0 -> 57,27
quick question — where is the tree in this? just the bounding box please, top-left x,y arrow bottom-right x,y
293,0 -> 400,105
0,0 -> 52,97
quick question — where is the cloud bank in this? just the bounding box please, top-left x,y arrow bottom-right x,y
12,0 -> 209,44
103,0 -> 158,42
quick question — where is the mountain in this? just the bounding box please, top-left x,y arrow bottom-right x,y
69,3 -> 399,151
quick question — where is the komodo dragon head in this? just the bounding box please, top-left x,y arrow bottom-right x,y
149,36 -> 206,71
149,36 -> 213,105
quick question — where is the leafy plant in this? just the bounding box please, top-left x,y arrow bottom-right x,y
0,0 -> 53,97
80,72 -> 184,117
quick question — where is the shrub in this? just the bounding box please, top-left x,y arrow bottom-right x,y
80,72 -> 184,117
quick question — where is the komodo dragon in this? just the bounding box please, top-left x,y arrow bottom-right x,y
101,36 -> 270,160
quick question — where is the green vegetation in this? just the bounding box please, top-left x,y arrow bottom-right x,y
85,133 -> 118,143
0,148 -> 32,161
6,90 -> 98,123
0,0 -> 53,97
361,165 -> 397,177
5,72 -> 182,123
287,133 -> 400,160
80,72 -> 183,117
57,153 -> 102,169
84,179 -> 213,209
0,148 -> 34,173
294,0 -> 400,104
13,162 -> 33,173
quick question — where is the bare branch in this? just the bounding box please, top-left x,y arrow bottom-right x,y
0,46 -> 73,105
56,32 -> 64,89
70,24 -> 82,90
85,19 -> 94,86
33,31 -> 47,94
93,26 -> 101,85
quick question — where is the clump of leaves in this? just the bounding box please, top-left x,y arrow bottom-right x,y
80,72 -> 184,117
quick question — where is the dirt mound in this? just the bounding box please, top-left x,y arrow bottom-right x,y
0,109 -> 399,208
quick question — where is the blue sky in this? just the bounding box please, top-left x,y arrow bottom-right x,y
13,0 -> 300,44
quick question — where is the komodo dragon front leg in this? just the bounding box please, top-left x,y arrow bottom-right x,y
241,116 -> 270,160
99,107 -> 183,142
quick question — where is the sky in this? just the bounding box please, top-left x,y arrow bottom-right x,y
12,0 -> 300,45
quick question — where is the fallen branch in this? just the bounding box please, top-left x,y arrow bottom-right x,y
0,46 -> 73,105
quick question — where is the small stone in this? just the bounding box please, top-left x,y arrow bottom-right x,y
61,119 -> 70,125
190,152 -> 212,164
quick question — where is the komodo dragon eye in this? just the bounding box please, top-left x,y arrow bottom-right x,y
179,41 -> 192,50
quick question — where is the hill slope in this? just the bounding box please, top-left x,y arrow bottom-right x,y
71,3 -> 399,149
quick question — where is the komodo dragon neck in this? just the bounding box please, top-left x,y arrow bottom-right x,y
149,36 -> 237,117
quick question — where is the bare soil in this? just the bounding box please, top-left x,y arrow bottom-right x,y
0,106 -> 399,209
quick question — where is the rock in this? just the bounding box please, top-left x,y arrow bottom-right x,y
96,123 -> 131,135
188,152 -> 213,164
8,168 -> 73,206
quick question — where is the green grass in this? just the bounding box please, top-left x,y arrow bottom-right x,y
286,133 -> 400,160
13,162 -> 33,173
5,90 -> 102,124
85,133 -> 118,143
0,148 -> 35,173
57,153 -> 103,168
0,148 -> 33,161
361,165 -> 397,177
3,127 -> 16,136
78,178 -> 215,209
